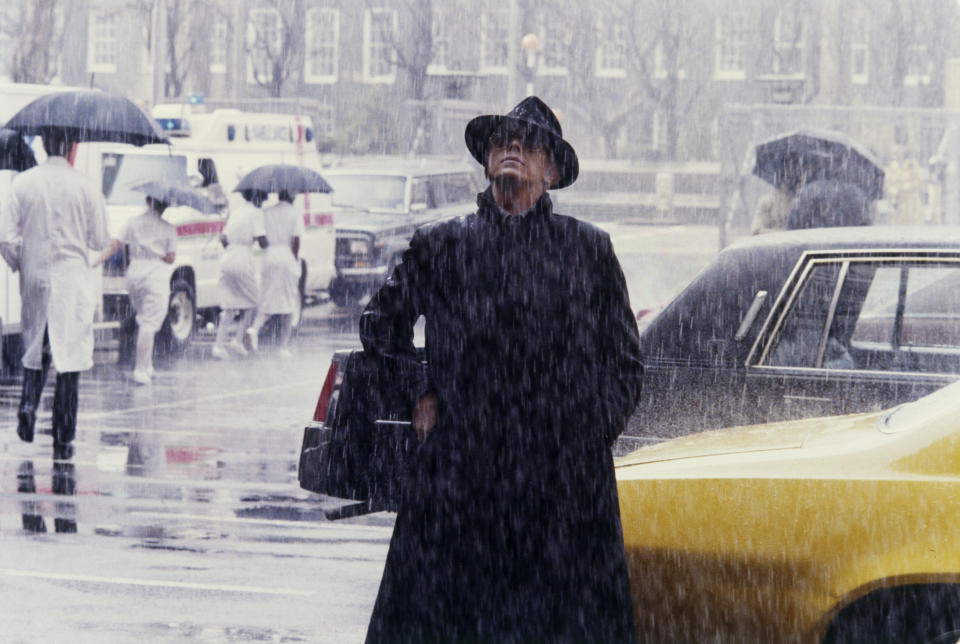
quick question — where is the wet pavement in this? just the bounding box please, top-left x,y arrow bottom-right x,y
0,304 -> 392,643
0,225 -> 719,642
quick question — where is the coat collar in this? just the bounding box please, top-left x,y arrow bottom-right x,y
477,186 -> 553,224
45,156 -> 71,168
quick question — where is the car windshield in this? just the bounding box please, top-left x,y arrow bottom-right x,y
327,174 -> 406,212
102,153 -> 188,206
877,381 -> 960,434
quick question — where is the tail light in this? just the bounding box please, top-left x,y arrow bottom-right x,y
312,360 -> 343,423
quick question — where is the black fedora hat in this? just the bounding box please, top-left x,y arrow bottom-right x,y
465,96 -> 579,189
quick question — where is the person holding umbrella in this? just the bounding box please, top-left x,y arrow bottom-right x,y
232,165 -> 328,356
244,189 -> 303,357
94,189 -> 178,385
1,129 -> 110,459
212,189 -> 268,360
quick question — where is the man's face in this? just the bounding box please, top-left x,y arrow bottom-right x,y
485,125 -> 558,188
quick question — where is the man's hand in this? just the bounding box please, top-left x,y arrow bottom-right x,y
412,392 -> 438,442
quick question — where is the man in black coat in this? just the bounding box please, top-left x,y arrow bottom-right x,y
361,96 -> 642,644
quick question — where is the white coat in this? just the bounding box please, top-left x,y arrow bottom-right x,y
123,209 -> 177,332
219,203 -> 265,309
258,201 -> 303,315
1,157 -> 109,372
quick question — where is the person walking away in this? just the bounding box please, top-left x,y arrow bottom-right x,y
212,189 -> 267,360
245,190 -> 302,358
95,195 -> 177,384
752,153 -> 802,234
0,130 -> 110,460
361,96 -> 643,643
786,179 -> 870,230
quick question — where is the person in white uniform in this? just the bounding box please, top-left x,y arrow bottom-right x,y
212,189 -> 267,360
245,190 -> 303,357
96,196 -> 177,384
0,131 -> 110,460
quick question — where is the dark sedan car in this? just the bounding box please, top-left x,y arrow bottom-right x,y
633,225 -> 960,440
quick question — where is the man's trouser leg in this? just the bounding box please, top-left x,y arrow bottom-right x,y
16,347 -> 51,443
52,371 -> 79,458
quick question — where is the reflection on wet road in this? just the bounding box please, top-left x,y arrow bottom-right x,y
0,306 -> 392,642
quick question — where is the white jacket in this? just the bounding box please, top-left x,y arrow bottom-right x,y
1,157 -> 109,371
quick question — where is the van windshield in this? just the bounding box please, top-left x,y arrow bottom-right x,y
327,175 -> 406,213
102,153 -> 188,206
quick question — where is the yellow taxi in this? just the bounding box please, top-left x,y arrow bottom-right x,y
616,381 -> 960,643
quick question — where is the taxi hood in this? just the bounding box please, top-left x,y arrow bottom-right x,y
615,412 -> 878,468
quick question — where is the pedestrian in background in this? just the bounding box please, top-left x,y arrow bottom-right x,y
212,189 -> 267,360
752,153 -> 803,234
95,195 -> 177,384
245,190 -> 302,358
0,130 -> 110,460
786,179 -> 870,230
361,97 -> 642,643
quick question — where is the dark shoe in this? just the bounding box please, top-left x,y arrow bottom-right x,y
16,410 -> 35,442
53,441 -> 74,461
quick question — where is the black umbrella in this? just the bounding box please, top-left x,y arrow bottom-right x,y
233,164 -> 332,195
5,90 -> 169,147
0,128 -> 37,171
132,181 -> 219,214
753,128 -> 884,200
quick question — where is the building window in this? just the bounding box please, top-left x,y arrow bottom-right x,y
654,42 -> 687,80
247,8 -> 281,83
773,10 -> 804,76
210,15 -> 229,75
539,17 -> 568,75
314,104 -> 335,139
305,8 -> 339,83
850,9 -> 869,84
714,15 -> 747,80
595,15 -> 626,78
87,10 -> 118,73
428,8 -> 450,73
904,44 -> 931,86
481,10 -> 509,73
363,8 -> 397,83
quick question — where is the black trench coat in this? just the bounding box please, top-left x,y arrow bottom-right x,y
361,188 -> 642,644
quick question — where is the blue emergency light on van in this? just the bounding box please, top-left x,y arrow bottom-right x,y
156,118 -> 190,136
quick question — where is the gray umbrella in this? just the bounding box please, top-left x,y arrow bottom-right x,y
133,181 -> 219,214
0,128 -> 36,171
233,164 -> 332,194
753,127 -> 884,199
5,90 -> 169,147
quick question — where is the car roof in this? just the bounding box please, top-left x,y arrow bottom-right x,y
322,155 -> 477,178
726,225 -> 960,254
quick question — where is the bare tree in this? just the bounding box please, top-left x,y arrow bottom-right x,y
245,0 -> 305,98
868,0 -> 958,108
540,0 -> 712,160
364,0 -> 435,152
2,0 -> 67,83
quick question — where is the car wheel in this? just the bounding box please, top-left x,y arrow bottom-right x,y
155,278 -> 196,358
824,585 -> 960,644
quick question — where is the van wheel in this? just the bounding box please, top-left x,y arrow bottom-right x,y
824,585 -> 960,644
155,279 -> 196,358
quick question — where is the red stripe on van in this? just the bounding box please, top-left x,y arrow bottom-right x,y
304,213 -> 333,228
176,220 -> 225,237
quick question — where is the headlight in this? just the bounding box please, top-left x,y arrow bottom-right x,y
349,239 -> 369,255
